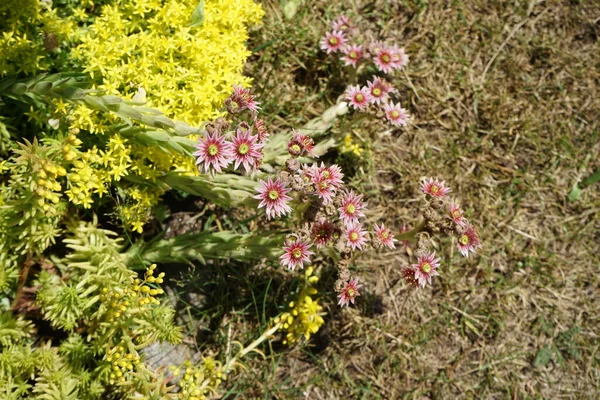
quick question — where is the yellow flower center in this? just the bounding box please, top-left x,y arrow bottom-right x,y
350,232 -> 359,241
290,144 -> 301,153
350,51 -> 357,59
323,170 -> 330,178
207,144 -> 219,156
382,54 -> 391,63
373,88 -> 381,96
453,210 -> 461,218
355,93 -> 364,102
422,262 -> 431,273
459,234 -> 469,245
391,110 -> 400,118
238,143 -> 249,155
381,231 -> 389,239
268,190 -> 279,200
292,249 -> 302,259
346,288 -> 355,297
431,185 -> 439,193
346,204 -> 356,214
329,37 -> 338,45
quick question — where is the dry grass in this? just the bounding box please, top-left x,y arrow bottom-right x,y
212,1 -> 600,398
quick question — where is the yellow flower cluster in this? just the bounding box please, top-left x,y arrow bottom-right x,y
105,345 -> 141,385
100,264 -> 165,323
341,133 -> 364,157
172,357 -> 226,400
0,0 -> 75,76
70,0 -> 264,125
35,157 -> 66,211
276,267 -> 325,346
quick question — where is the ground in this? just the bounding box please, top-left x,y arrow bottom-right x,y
178,1 -> 600,399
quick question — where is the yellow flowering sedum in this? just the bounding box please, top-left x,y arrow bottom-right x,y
71,0 -> 264,125
276,267 -> 325,345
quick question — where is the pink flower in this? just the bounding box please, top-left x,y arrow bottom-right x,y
311,219 -> 337,248
390,45 -> 409,69
448,203 -> 466,227
280,238 -> 314,270
341,44 -> 364,67
193,131 -> 234,173
338,277 -> 362,307
401,266 -> 419,287
413,252 -> 441,287
373,46 -> 396,73
312,170 -> 336,205
384,102 -> 410,127
421,177 -> 452,198
231,126 -> 263,172
254,177 -> 293,219
345,221 -> 368,251
345,85 -> 372,110
338,190 -> 366,225
287,129 -> 316,157
254,119 -> 269,143
226,85 -> 260,114
366,77 -> 396,104
332,15 -> 353,32
373,223 -> 397,249
457,223 -> 481,257
306,162 -> 344,189
369,41 -> 386,55
320,30 -> 346,54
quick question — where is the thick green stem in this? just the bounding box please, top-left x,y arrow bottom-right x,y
395,220 -> 426,242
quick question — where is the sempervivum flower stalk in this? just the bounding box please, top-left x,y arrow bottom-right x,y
338,190 -> 366,225
231,126 -> 263,172
413,252 -> 441,287
366,77 -> 395,104
341,44 -> 364,67
345,85 -> 372,110
311,219 -> 337,248
448,203 -> 466,227
254,177 -> 292,219
338,277 -> 362,307
193,131 -> 234,173
320,30 -> 346,54
421,177 -> 452,198
457,223 -> 481,257
345,221 -> 368,251
373,223 -> 397,249
280,238 -> 314,270
384,102 -> 410,127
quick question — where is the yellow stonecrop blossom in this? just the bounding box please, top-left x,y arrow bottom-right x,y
341,133 -> 364,157
0,0 -> 75,76
48,0 -> 264,232
71,0 -> 264,125
172,358 -> 226,400
276,267 -> 325,346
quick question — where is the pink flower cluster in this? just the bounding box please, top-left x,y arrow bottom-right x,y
401,177 -> 482,288
320,17 -> 408,73
194,86 -> 268,174
320,16 -> 411,128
